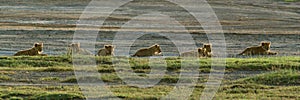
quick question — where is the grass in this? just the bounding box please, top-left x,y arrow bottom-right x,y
283,0 -> 299,2
0,56 -> 71,68
226,56 -> 300,71
61,76 -> 78,83
215,84 -> 300,99
39,77 -> 61,81
32,92 -> 84,100
98,56 -> 299,73
0,55 -> 298,99
0,56 -> 298,72
61,73 -> 190,85
0,75 -> 12,82
234,70 -> 300,86
0,86 -> 83,100
274,0 -> 299,2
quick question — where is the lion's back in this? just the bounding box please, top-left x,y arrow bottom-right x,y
14,49 -> 38,56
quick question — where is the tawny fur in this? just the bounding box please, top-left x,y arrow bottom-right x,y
132,44 -> 162,57
198,44 -> 212,57
180,50 -> 199,57
180,44 -> 212,58
97,45 -> 114,56
14,43 -> 47,56
197,48 -> 207,57
238,42 -> 278,56
67,43 -> 93,55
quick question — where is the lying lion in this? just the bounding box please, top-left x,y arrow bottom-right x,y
67,43 -> 93,55
238,42 -> 278,56
132,44 -> 162,57
180,44 -> 212,57
180,50 -> 199,57
14,42 -> 47,56
199,44 -> 212,57
97,45 -> 114,56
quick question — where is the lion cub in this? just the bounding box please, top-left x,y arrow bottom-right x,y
199,44 -> 212,57
97,45 -> 114,56
180,44 -> 212,57
238,42 -> 277,56
180,50 -> 199,57
67,43 -> 93,55
14,42 -> 47,56
132,44 -> 162,57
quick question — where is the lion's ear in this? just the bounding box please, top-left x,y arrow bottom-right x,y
34,43 -> 38,47
261,42 -> 268,46
109,45 -> 114,48
155,44 -> 159,47
198,48 -> 202,52
261,41 -> 270,45
77,43 -> 80,47
203,44 -> 210,48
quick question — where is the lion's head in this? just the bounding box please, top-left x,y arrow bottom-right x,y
69,43 -> 81,52
261,42 -> 271,50
203,44 -> 212,52
198,48 -> 206,57
150,44 -> 162,54
104,45 -> 114,53
34,42 -> 43,52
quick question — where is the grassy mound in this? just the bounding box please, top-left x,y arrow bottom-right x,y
0,56 -> 299,72
275,0 -> 300,2
0,56 -> 71,67
32,93 -> 84,100
110,56 -> 300,72
0,75 -> 12,82
226,56 -> 300,71
235,70 -> 300,86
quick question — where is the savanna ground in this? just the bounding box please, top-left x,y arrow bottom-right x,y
0,0 -> 299,99
0,56 -> 299,99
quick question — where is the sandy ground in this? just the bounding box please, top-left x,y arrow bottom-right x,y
0,0 -> 299,56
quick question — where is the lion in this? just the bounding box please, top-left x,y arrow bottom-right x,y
197,48 -> 207,57
132,44 -> 162,57
238,42 -> 278,56
180,44 -> 212,58
14,42 -> 47,56
201,44 -> 212,57
97,45 -> 114,56
67,43 -> 93,55
180,50 -> 199,57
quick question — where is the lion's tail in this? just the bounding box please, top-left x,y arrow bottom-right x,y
13,53 -> 20,56
237,51 -> 246,56
237,53 -> 243,55
238,48 -> 249,56
131,54 -> 137,57
237,51 -> 245,56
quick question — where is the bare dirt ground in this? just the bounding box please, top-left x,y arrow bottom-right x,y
0,0 -> 299,57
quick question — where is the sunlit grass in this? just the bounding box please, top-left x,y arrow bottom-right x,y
0,56 -> 298,99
